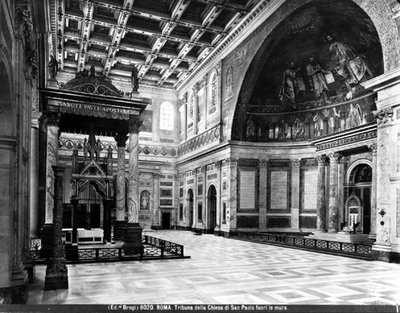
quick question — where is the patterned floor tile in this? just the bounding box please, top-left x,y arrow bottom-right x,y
27,230 -> 400,305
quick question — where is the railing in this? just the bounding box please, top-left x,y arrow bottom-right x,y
143,235 -> 184,257
232,232 -> 372,259
30,235 -> 186,264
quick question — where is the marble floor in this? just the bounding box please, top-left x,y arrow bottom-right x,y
28,230 -> 400,305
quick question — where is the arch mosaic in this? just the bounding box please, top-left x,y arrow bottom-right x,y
224,0 -> 400,142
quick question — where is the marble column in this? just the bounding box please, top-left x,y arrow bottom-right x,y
124,117 -> 143,255
127,118 -> 141,224
44,166 -> 68,290
215,161 -> 222,232
258,159 -> 268,231
30,116 -> 40,237
152,173 -> 160,227
201,166 -> 207,229
45,112 -> 60,224
40,112 -> 60,259
369,143 -> 377,239
316,155 -> 327,232
115,133 -> 127,221
328,152 -> 341,233
227,157 -> 238,232
291,159 -> 301,231
113,133 -> 127,240
337,158 -> 345,229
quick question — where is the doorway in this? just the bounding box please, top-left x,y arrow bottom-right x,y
207,185 -> 217,232
161,212 -> 171,229
187,189 -> 194,229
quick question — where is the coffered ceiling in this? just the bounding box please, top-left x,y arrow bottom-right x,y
51,0 -> 257,89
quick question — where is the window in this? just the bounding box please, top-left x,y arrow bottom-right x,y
222,202 -> 227,223
160,102 -> 174,130
179,203 -> 183,220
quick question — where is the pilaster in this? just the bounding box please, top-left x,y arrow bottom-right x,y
258,159 -> 268,231
291,159 -> 301,231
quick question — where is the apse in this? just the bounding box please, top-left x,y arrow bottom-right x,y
232,0 -> 383,142
250,0 -> 383,106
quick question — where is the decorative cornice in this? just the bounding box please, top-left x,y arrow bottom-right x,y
316,130 -> 377,151
178,125 -> 220,156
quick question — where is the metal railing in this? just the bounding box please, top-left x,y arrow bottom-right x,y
232,231 -> 372,259
30,235 -> 186,263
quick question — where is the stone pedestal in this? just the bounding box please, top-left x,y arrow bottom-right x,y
39,223 -> 53,259
139,210 -> 153,230
123,223 -> 144,256
113,220 -> 127,240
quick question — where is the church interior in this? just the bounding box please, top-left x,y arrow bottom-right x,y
1,0 -> 400,305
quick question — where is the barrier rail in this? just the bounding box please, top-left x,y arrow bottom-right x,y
30,235 -> 186,264
232,231 -> 372,259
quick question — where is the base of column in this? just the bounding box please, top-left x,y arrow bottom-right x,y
44,263 -> 69,290
123,223 -> 144,256
113,221 -> 127,241
65,244 -> 79,262
24,254 -> 35,283
40,223 -> 53,259
0,287 -> 12,304
372,243 -> 392,262
11,269 -> 29,304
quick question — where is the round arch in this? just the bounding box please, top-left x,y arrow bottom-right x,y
228,0 -> 399,141
186,188 -> 194,228
345,159 -> 373,184
206,184 -> 217,232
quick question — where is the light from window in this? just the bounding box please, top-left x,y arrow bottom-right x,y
160,102 -> 174,130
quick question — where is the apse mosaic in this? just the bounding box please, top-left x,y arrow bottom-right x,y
232,0 -> 383,142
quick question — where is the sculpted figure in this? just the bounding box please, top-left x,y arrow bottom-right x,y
279,62 -> 304,104
327,34 -> 372,87
48,55 -> 58,80
306,57 -> 329,101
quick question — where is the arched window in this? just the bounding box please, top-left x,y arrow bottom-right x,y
160,102 -> 174,130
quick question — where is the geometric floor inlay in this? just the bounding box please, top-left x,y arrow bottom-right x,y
27,230 -> 400,305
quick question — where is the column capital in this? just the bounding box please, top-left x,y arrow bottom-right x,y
45,112 -> 61,127
215,160 -> 222,169
369,143 -> 378,156
328,152 -> 341,164
315,155 -> 326,165
225,157 -> 238,167
128,116 -> 142,134
115,132 -> 128,147
373,107 -> 393,126
291,159 -> 301,168
52,165 -> 66,175
259,159 -> 269,168
200,165 -> 206,173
